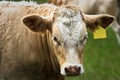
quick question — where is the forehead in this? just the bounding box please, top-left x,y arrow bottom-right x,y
53,5 -> 87,45
54,5 -> 83,20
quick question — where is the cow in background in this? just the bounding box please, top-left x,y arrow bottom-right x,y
48,0 -> 120,43
0,1 -> 114,80
116,0 -> 120,36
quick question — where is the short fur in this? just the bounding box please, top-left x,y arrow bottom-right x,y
0,2 -> 63,80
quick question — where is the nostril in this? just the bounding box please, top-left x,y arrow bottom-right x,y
65,66 -> 81,76
76,67 -> 81,72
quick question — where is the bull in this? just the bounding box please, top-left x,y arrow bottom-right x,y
0,1 -> 114,80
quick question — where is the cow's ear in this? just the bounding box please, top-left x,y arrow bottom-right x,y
83,14 -> 115,31
22,14 -> 52,32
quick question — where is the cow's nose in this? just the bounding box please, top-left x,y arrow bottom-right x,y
65,66 -> 81,76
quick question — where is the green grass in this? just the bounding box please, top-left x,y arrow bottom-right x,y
66,27 -> 120,80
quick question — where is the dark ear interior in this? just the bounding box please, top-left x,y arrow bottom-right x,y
22,14 -> 51,32
84,14 -> 115,31
97,14 -> 115,28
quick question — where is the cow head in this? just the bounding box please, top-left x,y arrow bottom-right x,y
22,5 -> 114,76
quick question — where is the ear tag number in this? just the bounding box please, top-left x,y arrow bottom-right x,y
93,25 -> 107,39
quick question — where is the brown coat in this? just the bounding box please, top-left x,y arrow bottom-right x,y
0,2 -> 63,80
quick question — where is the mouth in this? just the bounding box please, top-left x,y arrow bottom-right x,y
64,66 -> 81,76
65,72 -> 80,76
60,63 -> 84,76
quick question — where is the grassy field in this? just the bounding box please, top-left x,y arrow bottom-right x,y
0,0 -> 120,80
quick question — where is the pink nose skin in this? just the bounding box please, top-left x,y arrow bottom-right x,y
65,66 -> 81,76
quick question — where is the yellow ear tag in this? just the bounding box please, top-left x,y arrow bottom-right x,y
93,25 -> 107,39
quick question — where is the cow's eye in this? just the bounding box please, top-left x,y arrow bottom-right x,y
80,36 -> 88,44
52,37 -> 61,46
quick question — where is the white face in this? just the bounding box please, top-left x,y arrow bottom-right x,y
52,6 -> 88,76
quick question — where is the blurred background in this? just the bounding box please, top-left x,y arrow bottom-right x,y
0,0 -> 120,80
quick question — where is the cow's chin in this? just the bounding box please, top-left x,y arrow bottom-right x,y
60,63 -> 84,76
